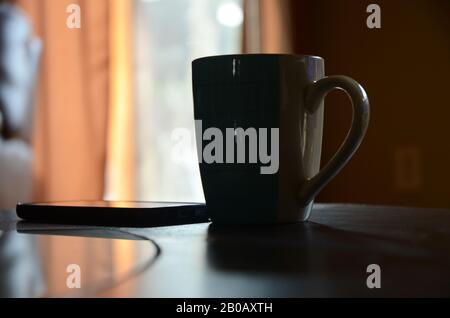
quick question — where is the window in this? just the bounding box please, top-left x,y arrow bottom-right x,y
133,0 -> 243,202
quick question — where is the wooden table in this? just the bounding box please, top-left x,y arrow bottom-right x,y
1,204 -> 450,297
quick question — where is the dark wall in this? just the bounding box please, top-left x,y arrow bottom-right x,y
290,0 -> 450,208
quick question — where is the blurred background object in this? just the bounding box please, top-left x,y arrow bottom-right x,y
0,0 -> 41,209
0,0 -> 447,209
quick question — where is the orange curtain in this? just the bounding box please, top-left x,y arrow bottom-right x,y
243,0 -> 293,53
105,0 -> 135,201
17,0 -> 135,201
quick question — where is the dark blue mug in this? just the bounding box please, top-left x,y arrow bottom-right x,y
192,54 -> 369,224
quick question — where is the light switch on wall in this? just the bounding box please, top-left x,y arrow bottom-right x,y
393,146 -> 422,192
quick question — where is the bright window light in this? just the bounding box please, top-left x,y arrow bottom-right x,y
216,2 -> 243,27
133,0 -> 243,202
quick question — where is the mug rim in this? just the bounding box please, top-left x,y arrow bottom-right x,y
193,53 -> 324,64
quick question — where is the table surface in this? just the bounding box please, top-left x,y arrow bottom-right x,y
1,203 -> 450,297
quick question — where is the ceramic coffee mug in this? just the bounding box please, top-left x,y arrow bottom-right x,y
192,54 -> 369,224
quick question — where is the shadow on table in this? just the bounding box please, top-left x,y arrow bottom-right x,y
206,221 -> 433,275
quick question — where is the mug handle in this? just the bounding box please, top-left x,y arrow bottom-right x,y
298,75 -> 370,205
